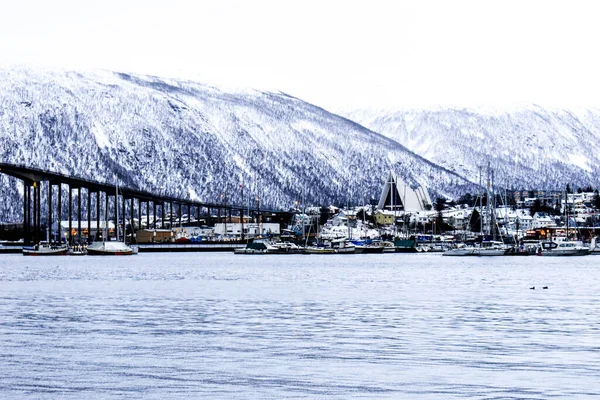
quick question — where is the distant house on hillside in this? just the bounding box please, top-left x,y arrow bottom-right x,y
377,171 -> 432,212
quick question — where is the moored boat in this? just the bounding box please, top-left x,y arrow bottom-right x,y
68,244 -> 87,256
536,239 -> 589,256
22,242 -> 68,256
87,241 -> 134,256
234,240 -> 273,254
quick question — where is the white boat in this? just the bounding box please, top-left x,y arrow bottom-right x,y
305,246 -> 337,254
588,237 -> 600,255
234,240 -> 275,254
443,241 -> 508,256
305,239 -> 356,254
443,244 -> 478,256
380,241 -> 396,253
87,240 -> 134,256
267,241 -> 307,254
537,239 -> 589,256
23,241 -> 68,256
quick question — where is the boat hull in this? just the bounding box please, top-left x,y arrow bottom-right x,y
87,249 -> 133,256
23,247 -> 68,256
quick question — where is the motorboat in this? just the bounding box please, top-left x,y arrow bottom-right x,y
267,241 -> 307,254
536,239 -> 589,256
351,240 -> 385,254
234,240 -> 275,254
305,239 -> 355,254
22,241 -> 68,256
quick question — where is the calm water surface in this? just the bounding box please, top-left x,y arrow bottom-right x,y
0,252 -> 599,399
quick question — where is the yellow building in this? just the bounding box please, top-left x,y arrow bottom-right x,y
374,211 -> 395,225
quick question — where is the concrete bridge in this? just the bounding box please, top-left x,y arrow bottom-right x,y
0,163 -> 291,244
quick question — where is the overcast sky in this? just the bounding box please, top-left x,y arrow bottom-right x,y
1,0 -> 598,110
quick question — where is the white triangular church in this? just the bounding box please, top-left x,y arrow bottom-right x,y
377,171 -> 432,212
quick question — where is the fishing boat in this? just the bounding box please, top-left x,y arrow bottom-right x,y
22,241 -> 68,256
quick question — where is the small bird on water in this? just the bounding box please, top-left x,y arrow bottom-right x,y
543,286 -> 548,289
530,286 -> 535,290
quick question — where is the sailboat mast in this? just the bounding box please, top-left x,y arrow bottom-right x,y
478,166 -> 483,235
565,187 -> 568,238
491,169 -> 496,241
486,162 -> 491,237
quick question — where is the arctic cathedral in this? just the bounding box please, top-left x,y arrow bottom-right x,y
377,171 -> 432,212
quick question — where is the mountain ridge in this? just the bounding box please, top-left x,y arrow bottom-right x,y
0,66 -> 473,221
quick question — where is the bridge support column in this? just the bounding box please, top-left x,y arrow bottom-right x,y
121,194 -> 126,242
130,197 -> 134,239
153,202 -> 156,230
37,183 -> 41,241
48,181 -> 52,243
32,183 -> 37,243
57,184 -> 62,244
23,182 -> 30,245
77,187 -> 81,244
96,191 -> 101,240
87,190 -> 91,244
104,192 -> 109,239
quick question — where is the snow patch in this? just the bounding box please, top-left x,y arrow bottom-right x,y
568,154 -> 591,172
91,121 -> 112,149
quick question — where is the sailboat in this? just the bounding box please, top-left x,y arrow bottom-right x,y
87,184 -> 134,256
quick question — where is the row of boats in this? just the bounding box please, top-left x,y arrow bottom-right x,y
443,238 -> 594,257
235,237 -> 600,256
234,239 -> 396,254
22,240 -> 138,256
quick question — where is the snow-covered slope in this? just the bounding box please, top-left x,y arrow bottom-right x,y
0,67 -> 472,220
344,106 -> 600,191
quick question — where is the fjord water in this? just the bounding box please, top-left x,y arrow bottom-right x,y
0,253 -> 598,399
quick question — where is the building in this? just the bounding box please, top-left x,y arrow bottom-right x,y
377,171 -> 432,212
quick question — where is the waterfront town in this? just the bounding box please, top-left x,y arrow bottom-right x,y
2,171 -> 600,256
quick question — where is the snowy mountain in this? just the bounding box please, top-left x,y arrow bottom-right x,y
0,66 -> 473,221
343,106 -> 600,192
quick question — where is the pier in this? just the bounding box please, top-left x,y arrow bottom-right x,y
0,163 -> 292,247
